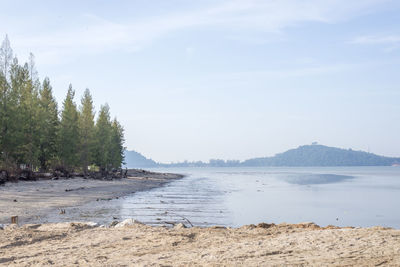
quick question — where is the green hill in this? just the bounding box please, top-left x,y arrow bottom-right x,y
242,144 -> 400,167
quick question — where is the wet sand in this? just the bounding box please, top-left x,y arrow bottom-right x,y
1,170 -> 399,265
0,221 -> 399,266
0,170 -> 183,225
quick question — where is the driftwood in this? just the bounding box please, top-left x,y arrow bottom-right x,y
164,212 -> 194,228
11,216 -> 18,224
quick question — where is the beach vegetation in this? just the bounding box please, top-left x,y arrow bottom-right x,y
0,35 -> 125,175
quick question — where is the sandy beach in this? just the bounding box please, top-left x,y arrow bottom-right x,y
1,170 -> 400,266
0,221 -> 399,266
0,170 -> 183,225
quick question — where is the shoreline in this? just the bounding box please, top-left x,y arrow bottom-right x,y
1,221 -> 399,266
1,168 -> 400,265
0,169 -> 184,225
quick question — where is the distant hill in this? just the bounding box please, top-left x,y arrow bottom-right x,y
123,150 -> 158,168
124,144 -> 400,168
242,144 -> 400,167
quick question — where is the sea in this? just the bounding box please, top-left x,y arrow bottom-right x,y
60,167 -> 400,228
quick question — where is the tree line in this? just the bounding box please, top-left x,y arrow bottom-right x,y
0,35 -> 125,174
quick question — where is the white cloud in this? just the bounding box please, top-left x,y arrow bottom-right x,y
5,0 -> 390,65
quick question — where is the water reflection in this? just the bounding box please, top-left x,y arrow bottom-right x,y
283,173 -> 354,185
43,167 -> 400,229
128,167 -> 400,228
118,176 -> 231,227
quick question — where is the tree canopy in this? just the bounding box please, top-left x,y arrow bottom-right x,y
0,35 -> 125,173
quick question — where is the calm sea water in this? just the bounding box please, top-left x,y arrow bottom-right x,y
116,167 -> 400,228
55,167 -> 400,228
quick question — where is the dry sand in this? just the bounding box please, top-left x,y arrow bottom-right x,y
0,170 -> 183,225
0,221 -> 399,266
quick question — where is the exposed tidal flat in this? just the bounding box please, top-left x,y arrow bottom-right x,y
1,166 -> 400,266
1,166 -> 400,227
108,166 -> 400,228
0,169 -> 183,225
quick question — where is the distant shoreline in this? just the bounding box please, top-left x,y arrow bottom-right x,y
0,169 -> 184,225
147,165 -> 400,168
126,144 -> 400,168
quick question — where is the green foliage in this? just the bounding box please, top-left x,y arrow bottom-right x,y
109,119 -> 125,169
6,58 -> 27,166
58,85 -> 79,171
38,77 -> 59,170
0,35 -> 125,173
19,62 -> 41,169
93,105 -> 126,171
0,72 -> 7,169
78,88 -> 95,173
94,104 -> 112,170
0,36 -> 15,169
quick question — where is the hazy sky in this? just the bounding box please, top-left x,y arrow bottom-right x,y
1,0 -> 400,162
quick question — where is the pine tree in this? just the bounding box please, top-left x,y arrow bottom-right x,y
0,35 -> 14,168
59,85 -> 79,171
6,58 -> 25,167
38,77 -> 59,170
1,35 -> 126,175
109,118 -> 125,169
94,104 -> 112,171
19,59 -> 41,170
78,88 -> 95,173
0,71 -> 7,168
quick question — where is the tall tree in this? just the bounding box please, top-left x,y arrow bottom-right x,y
94,104 -> 112,171
1,36 -> 126,174
19,61 -> 41,170
109,118 -> 125,169
0,35 -> 14,168
3,58 -> 25,168
78,88 -> 95,173
38,77 -> 59,170
59,85 -> 79,171
0,70 -> 7,168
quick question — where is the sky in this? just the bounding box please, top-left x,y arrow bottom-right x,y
1,0 -> 400,162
